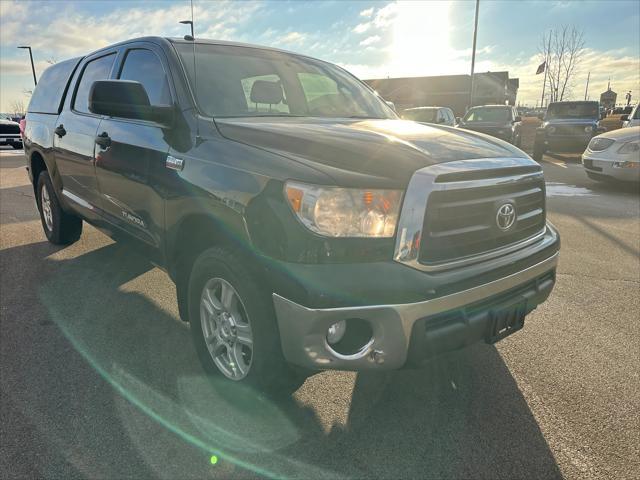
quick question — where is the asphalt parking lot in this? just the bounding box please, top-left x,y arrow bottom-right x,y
1,147 -> 638,479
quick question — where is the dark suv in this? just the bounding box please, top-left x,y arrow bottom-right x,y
457,105 -> 522,147
23,37 -> 559,395
533,101 -> 602,161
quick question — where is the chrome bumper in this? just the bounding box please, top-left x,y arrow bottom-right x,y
273,252 -> 559,371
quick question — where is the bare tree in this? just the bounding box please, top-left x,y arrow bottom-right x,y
9,100 -> 25,117
539,26 -> 585,103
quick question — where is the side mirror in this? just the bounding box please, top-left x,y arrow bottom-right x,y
89,80 -> 173,125
620,114 -> 630,122
514,116 -> 522,123
385,100 -> 397,112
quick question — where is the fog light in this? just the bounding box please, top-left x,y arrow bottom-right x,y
327,320 -> 347,344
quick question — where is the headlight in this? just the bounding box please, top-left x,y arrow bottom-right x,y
584,126 -> 594,133
547,126 -> 556,134
617,140 -> 640,154
285,181 -> 402,237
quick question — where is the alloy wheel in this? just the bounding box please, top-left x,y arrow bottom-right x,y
199,277 -> 253,380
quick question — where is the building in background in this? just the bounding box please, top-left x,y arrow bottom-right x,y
600,86 -> 617,110
365,71 -> 519,116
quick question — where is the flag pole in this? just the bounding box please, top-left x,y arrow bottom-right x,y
540,31 -> 551,107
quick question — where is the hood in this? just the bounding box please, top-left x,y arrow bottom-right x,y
215,118 -> 526,187
597,125 -> 640,142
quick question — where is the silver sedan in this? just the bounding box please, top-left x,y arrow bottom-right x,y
582,126 -> 640,182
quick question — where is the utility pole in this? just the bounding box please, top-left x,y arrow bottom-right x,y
17,46 -> 37,86
584,71 -> 590,101
468,0 -> 480,111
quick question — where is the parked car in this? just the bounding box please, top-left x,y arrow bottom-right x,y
0,118 -> 23,149
23,37 -> 559,395
533,101 -> 602,161
456,105 -> 522,146
621,104 -> 639,128
582,126 -> 640,182
401,106 -> 455,126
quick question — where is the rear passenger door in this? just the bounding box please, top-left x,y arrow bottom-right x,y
94,43 -> 173,249
54,51 -> 117,217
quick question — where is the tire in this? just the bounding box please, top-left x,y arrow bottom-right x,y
515,134 -> 522,148
532,142 -> 545,161
36,171 -> 82,245
187,246 -> 307,397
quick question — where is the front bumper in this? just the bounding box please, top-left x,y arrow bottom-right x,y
582,154 -> 640,182
0,135 -> 22,146
273,251 -> 558,371
540,135 -> 591,153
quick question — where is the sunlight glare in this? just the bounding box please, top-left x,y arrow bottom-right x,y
389,1 -> 454,77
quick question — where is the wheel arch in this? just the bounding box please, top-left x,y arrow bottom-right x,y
168,212 -> 261,322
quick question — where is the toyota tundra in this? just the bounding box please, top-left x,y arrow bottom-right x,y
23,37 -> 560,395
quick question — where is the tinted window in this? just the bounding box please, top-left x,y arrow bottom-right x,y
74,54 -> 116,114
175,43 -> 395,119
119,49 -> 171,106
28,58 -> 82,114
403,109 -> 437,122
463,107 -> 511,123
546,102 -> 599,119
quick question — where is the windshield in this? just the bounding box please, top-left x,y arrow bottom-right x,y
463,107 -> 510,123
403,109 -> 437,122
175,43 -> 395,119
546,102 -> 599,119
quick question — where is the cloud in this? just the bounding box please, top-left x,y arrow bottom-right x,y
277,31 -> 306,45
353,22 -> 370,34
360,7 -> 374,17
360,35 -> 381,47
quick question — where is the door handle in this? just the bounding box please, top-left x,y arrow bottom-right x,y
54,124 -> 66,137
95,132 -> 111,148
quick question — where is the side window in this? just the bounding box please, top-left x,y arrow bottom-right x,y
119,49 -> 171,106
240,74 -> 289,113
74,54 -> 116,114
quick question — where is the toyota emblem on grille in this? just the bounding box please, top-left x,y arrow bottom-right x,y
496,202 -> 516,231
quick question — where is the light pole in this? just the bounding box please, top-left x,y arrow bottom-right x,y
179,20 -> 194,38
468,0 -> 480,111
18,46 -> 37,86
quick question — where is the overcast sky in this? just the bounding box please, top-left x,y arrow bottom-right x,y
1,0 -> 639,112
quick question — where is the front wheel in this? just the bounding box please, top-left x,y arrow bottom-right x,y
36,171 -> 82,245
532,142 -> 545,161
187,246 -> 307,396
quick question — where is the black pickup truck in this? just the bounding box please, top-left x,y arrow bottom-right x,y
23,37 -> 559,395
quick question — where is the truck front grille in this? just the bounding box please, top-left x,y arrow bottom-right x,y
419,173 -> 546,265
0,124 -> 20,135
552,125 -> 589,136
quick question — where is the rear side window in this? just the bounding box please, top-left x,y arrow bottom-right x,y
27,58 -> 81,114
118,49 -> 171,106
74,54 -> 116,114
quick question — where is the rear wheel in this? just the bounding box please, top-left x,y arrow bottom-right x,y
36,171 -> 82,245
188,246 -> 307,396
